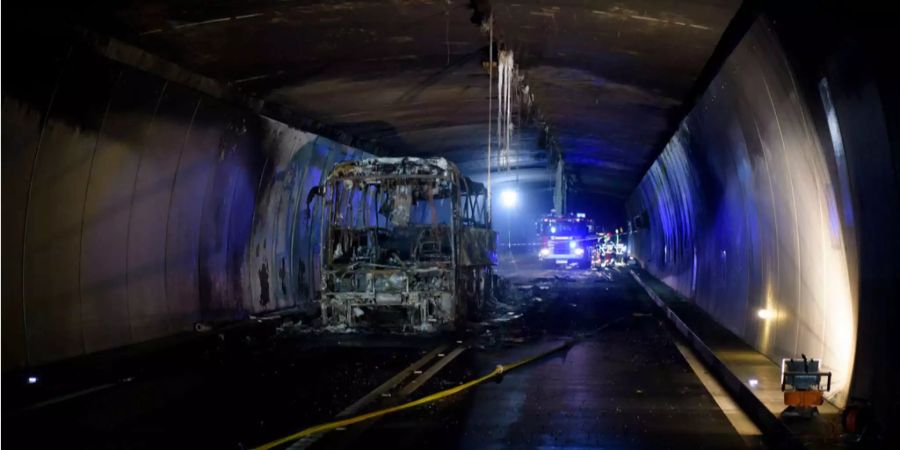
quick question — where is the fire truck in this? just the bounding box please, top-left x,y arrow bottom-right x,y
536,212 -> 596,268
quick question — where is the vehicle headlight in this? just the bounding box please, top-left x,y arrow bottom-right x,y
574,247 -> 585,256
539,248 -> 550,257
569,240 -> 578,249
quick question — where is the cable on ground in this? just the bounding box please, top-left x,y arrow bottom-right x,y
251,339 -> 575,450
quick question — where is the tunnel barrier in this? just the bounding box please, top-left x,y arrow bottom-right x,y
631,270 -> 803,450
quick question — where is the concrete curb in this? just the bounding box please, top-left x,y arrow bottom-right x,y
630,269 -> 803,450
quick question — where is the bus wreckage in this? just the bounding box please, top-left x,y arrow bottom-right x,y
318,157 -> 496,331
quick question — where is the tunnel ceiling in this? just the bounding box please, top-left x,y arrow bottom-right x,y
76,0 -> 740,197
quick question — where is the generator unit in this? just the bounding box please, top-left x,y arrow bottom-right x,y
781,354 -> 832,418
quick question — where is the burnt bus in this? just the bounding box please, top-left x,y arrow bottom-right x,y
318,157 -> 496,331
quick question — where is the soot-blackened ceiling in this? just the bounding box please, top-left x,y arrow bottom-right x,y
75,0 -> 740,197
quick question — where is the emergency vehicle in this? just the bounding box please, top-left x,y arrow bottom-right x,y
536,212 -> 596,268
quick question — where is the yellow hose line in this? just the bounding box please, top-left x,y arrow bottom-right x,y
252,340 -> 573,450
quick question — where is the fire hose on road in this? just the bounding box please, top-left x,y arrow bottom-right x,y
251,339 -> 575,450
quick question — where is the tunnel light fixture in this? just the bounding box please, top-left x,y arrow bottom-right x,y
27,376 -> 38,384
500,189 -> 518,208
748,378 -> 759,388
757,308 -> 776,320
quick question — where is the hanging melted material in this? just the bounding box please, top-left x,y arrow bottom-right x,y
497,50 -> 515,170
318,157 -> 496,331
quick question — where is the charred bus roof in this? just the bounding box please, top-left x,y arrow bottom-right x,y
327,157 -> 486,197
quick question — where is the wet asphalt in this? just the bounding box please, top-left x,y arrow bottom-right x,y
313,261 -> 750,450
3,259 -> 749,449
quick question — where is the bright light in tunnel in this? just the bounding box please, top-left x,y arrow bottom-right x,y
757,308 -> 776,320
500,189 -> 519,208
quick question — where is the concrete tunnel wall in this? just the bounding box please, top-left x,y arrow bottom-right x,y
628,18 -> 860,406
1,38 -> 371,369
628,13 -> 900,412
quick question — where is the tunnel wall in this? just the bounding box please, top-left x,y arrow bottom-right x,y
2,39 -> 369,369
627,19 -> 860,407
242,120 -> 370,314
